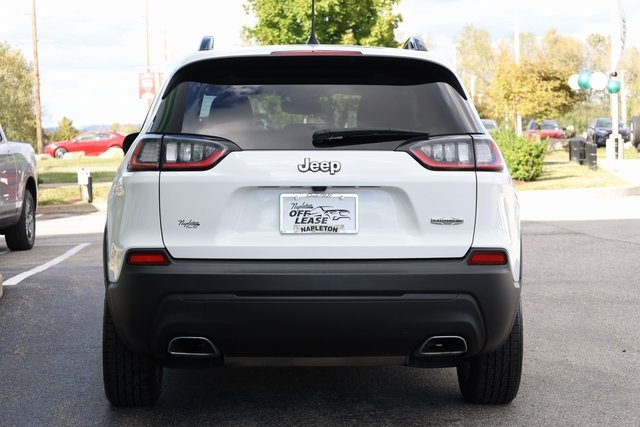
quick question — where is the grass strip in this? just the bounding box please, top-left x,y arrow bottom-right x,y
38,184 -> 111,206
516,150 -> 628,190
39,171 -> 116,185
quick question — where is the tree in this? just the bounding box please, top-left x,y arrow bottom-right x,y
455,25 -> 494,113
619,47 -> 640,117
486,47 -> 577,128
111,122 -> 141,135
0,42 -> 36,147
53,117 -> 79,141
539,29 -> 585,77
243,0 -> 402,47
586,33 -> 610,73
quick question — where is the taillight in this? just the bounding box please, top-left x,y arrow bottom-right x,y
127,251 -> 170,266
128,135 -> 230,172
128,137 -> 161,171
404,136 -> 504,171
162,136 -> 228,170
407,136 -> 475,170
473,137 -> 504,171
467,250 -> 508,265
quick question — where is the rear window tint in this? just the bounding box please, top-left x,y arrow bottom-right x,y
151,55 -> 482,149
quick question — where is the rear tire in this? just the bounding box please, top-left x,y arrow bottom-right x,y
5,190 -> 36,250
103,299 -> 163,406
631,116 -> 640,147
457,303 -> 523,404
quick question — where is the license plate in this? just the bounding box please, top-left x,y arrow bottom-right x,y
280,193 -> 358,234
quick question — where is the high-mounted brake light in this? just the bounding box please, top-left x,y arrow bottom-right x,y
128,135 -> 230,172
127,251 -> 170,266
467,250 -> 508,266
270,50 -> 362,56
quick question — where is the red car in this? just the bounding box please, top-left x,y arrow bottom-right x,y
526,119 -> 565,140
45,130 -> 125,159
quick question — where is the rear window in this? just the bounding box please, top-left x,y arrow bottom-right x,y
151,55 -> 482,149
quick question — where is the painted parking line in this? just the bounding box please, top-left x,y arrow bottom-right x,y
3,243 -> 91,286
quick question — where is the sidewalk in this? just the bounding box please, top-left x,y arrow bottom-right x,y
517,158 -> 640,221
37,202 -> 107,237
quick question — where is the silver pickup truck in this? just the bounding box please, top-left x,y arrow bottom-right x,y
0,125 -> 37,250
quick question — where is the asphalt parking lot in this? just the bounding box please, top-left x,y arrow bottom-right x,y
1,207 -> 639,425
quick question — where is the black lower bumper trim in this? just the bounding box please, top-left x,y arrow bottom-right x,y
106,257 -> 520,363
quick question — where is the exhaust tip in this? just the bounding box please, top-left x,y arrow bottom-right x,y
168,336 -> 220,358
417,336 -> 467,356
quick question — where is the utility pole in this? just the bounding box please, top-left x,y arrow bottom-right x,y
514,5 -> 522,136
31,0 -> 43,154
145,0 -> 151,72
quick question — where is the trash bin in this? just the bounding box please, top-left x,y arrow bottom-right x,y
77,168 -> 93,202
568,137 -> 587,164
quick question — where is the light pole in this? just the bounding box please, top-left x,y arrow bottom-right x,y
608,0 -> 626,160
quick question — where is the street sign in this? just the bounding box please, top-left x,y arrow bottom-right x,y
138,72 -> 156,99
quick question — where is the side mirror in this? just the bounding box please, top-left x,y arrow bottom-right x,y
122,132 -> 139,154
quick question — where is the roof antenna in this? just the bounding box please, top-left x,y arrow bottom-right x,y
306,0 -> 320,45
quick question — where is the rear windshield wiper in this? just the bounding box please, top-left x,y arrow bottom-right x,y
312,128 -> 429,146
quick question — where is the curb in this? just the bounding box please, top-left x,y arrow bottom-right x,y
37,203 -> 100,215
516,184 -> 640,199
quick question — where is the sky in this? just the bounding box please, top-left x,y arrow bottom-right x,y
1,0 -> 639,129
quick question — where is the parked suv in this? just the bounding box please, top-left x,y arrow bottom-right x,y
587,117 -> 630,147
103,42 -> 523,406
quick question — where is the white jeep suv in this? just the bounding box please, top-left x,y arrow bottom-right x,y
103,42 -> 522,406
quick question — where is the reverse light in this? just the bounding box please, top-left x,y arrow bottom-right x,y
162,136 -> 228,170
467,250 -> 508,266
127,251 -> 170,266
407,136 -> 475,170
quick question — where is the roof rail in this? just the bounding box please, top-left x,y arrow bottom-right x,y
402,36 -> 428,52
199,36 -> 214,51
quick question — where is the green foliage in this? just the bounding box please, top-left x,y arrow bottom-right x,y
492,129 -> 546,181
620,47 -> 640,118
51,117 -> 79,141
486,47 -> 578,129
243,0 -> 402,47
111,122 -> 141,135
38,171 -> 116,185
455,25 -> 494,106
0,42 -> 36,147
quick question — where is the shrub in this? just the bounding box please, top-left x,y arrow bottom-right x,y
491,129 -> 546,181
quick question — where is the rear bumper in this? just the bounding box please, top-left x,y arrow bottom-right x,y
106,253 -> 521,366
